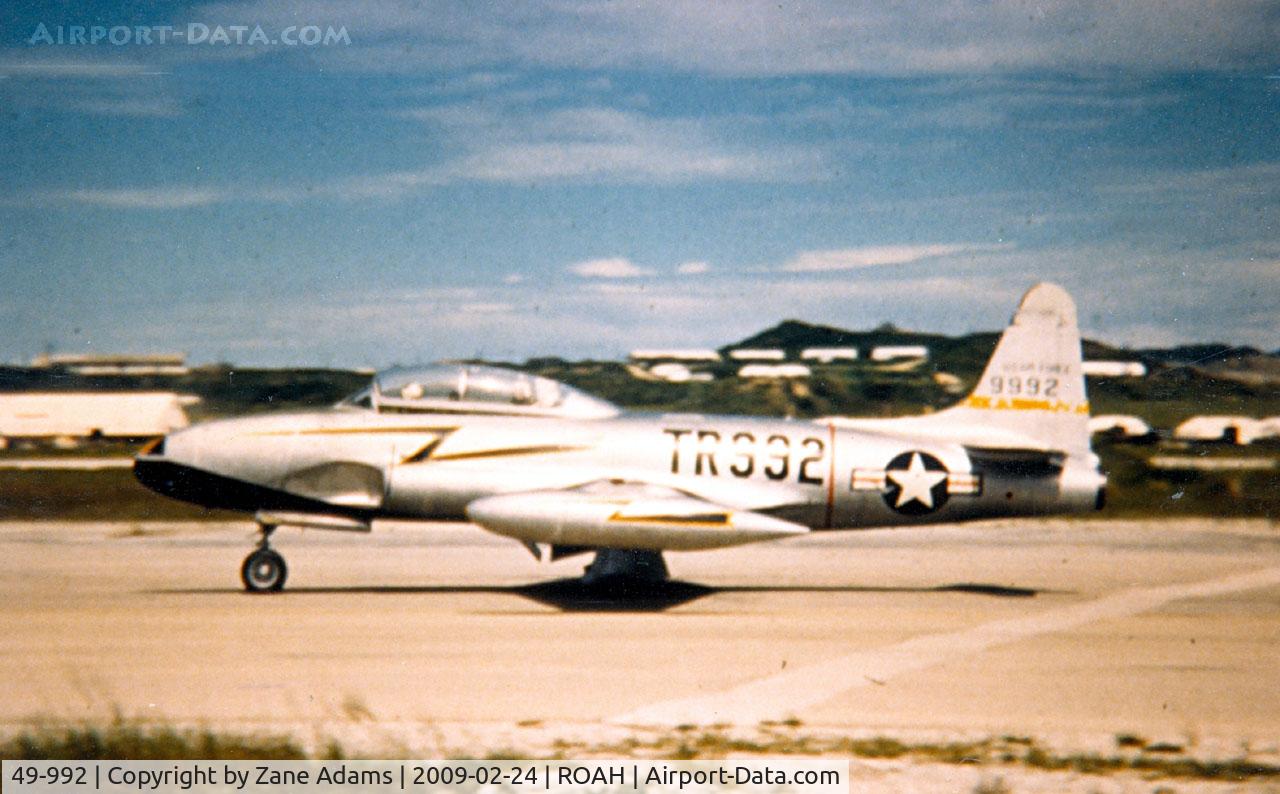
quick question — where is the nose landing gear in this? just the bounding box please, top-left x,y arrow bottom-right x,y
241,524 -> 287,592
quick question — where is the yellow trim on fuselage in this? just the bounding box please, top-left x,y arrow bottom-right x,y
607,512 -> 732,528
961,396 -> 1090,414
250,425 -> 459,437
409,444 -> 594,463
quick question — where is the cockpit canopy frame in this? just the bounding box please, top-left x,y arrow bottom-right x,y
340,363 -> 620,420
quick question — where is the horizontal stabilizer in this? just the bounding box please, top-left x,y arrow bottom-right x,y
965,446 -> 1064,477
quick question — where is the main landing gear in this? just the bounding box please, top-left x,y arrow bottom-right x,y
241,523 -> 287,593
582,548 -> 669,586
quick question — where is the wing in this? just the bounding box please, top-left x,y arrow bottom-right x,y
466,479 -> 809,551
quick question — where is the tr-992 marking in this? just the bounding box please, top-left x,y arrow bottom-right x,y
663,428 -> 826,485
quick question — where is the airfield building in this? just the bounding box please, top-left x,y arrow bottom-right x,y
728,349 -> 787,361
870,345 -> 929,362
30,353 -> 190,376
1082,361 -> 1148,378
1174,416 -> 1268,445
1089,415 -> 1154,439
0,392 -> 197,445
647,363 -> 713,383
628,349 -> 721,363
800,347 -> 859,363
738,363 -> 811,379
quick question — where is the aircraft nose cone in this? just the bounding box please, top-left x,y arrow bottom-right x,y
133,436 -> 176,497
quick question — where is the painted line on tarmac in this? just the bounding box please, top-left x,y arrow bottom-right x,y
611,565 -> 1280,726
0,458 -> 133,470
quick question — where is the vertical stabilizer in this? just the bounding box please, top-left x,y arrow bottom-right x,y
945,282 -> 1091,453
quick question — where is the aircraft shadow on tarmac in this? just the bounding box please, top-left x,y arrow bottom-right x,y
157,579 -> 1050,612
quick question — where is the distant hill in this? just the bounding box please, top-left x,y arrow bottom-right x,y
726,320 -> 1136,371
726,319 -> 951,353
709,320 -> 1280,425
728,320 -> 1272,370
1135,344 -> 1265,366
1,320 -> 1273,422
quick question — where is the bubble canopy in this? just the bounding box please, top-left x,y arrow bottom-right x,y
341,364 -> 620,419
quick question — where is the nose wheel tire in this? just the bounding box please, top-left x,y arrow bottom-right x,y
241,548 -> 287,592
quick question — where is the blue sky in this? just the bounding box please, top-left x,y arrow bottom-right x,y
0,1 -> 1277,367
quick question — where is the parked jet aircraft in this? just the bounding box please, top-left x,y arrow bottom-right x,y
135,282 -> 1105,591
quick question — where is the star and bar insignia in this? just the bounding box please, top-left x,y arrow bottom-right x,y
851,450 -> 982,515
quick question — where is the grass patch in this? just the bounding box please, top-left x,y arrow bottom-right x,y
340,695 -> 375,723
0,721 -> 306,760
543,730 -> 1280,782
1114,733 -> 1147,749
844,737 -> 910,759
4,720 -> 1280,783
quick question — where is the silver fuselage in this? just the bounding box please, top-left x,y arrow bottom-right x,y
140,404 -> 1101,532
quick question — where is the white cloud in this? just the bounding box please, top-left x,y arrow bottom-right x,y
190,0 -> 1279,76
422,71 -> 519,96
587,282 -> 647,295
411,104 -> 819,185
569,257 -> 654,279
1097,161 -> 1280,198
781,243 -> 1012,273
455,142 -> 756,183
51,182 -> 325,209
72,97 -> 183,118
0,59 -> 158,79
61,186 -> 227,209
0,53 -> 182,119
327,169 -> 448,200
458,302 -> 514,314
677,261 -> 711,275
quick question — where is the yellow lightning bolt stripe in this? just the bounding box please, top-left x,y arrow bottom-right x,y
249,425 -> 459,436
961,396 -> 1090,414
399,438 -> 446,464
606,512 -> 732,528
409,444 -> 594,463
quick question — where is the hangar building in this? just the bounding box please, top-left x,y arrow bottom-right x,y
0,392 -> 197,445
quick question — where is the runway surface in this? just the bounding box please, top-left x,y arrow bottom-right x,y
2,518 -> 1279,759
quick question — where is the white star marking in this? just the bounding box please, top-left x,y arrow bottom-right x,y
886,452 -> 949,509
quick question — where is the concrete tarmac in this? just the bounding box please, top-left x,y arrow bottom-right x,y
2,518 -> 1278,759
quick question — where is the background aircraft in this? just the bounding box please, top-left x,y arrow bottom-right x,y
135,282 -> 1106,591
